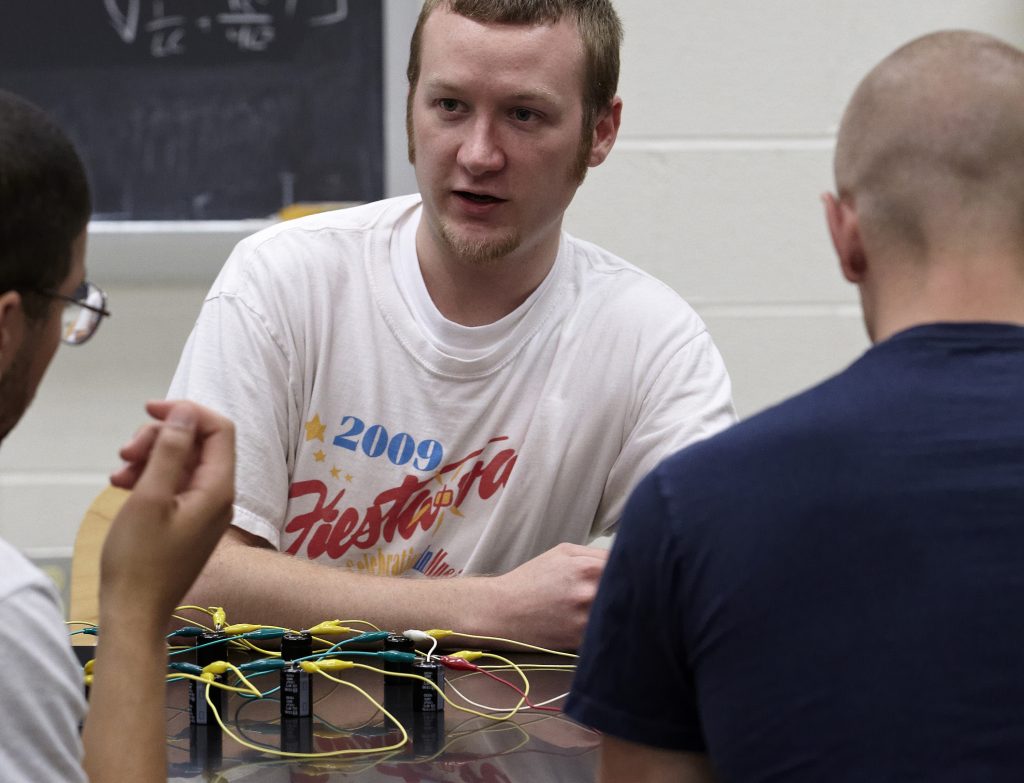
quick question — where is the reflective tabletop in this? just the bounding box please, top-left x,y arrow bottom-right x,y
164,653 -> 598,782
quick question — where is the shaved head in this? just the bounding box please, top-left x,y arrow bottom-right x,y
835,31 -> 1024,257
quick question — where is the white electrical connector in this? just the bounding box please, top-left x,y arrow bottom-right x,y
402,629 -> 439,660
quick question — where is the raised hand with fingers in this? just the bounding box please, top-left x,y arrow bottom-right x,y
83,399 -> 236,783
101,399 -> 235,623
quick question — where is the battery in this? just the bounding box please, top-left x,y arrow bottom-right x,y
189,631 -> 228,726
384,632 -> 417,687
384,633 -> 416,665
384,635 -> 416,750
411,660 -> 444,712
188,721 -> 223,771
280,631 -> 313,720
280,716 -> 313,754
281,631 -> 313,662
280,662 -> 312,719
384,670 -> 415,742
412,709 -> 445,757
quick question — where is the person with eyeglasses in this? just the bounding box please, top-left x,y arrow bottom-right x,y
35,280 -> 111,346
0,90 -> 236,783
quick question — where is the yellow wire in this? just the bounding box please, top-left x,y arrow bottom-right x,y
446,717 -> 530,746
458,721 -> 532,758
443,631 -> 578,658
174,605 -> 216,619
168,672 -> 262,696
238,641 -> 280,657
348,663 -> 526,722
390,710 -> 532,767
216,661 -> 263,695
168,662 -> 263,696
205,670 -> 408,758
170,613 -> 214,632
478,653 -> 527,685
443,654 -> 541,715
156,612 -> 571,745
480,663 -> 576,672
475,653 -> 530,706
339,619 -> 383,632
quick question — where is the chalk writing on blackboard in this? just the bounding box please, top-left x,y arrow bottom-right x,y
0,1 -> 383,218
103,0 -> 349,57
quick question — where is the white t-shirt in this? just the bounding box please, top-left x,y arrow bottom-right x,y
0,538 -> 87,782
170,195 -> 736,577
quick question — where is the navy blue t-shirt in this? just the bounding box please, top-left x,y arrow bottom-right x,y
566,323 -> 1024,782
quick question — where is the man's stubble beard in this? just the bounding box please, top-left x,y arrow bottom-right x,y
430,140 -> 590,268
408,111 -> 593,268
436,220 -> 521,267
0,339 -> 36,445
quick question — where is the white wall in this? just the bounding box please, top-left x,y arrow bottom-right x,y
566,0 -> 1024,416
3,1 -> 1022,596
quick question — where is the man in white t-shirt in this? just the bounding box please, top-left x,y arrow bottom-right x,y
171,0 -> 735,649
0,90 -> 235,782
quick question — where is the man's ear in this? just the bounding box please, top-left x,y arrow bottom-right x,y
0,291 -> 25,375
823,192 -> 868,283
587,96 -> 623,168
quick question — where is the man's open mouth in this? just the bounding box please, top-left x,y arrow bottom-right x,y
455,191 -> 504,204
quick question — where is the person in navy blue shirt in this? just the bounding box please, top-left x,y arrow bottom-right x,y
567,29 -> 1024,783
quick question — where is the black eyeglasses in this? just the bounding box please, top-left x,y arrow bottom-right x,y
37,281 -> 111,345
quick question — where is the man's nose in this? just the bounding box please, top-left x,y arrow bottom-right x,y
457,118 -> 506,176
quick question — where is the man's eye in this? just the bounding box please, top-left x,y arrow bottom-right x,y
438,99 -> 460,112
512,108 -> 536,122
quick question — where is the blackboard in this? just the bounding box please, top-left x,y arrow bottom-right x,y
0,1 -> 384,219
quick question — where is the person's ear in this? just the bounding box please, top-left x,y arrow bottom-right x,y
0,291 -> 25,376
587,96 -> 623,168
823,192 -> 868,283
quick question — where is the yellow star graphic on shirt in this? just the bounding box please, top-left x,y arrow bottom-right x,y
314,450 -> 326,462
345,473 -> 353,482
330,466 -> 340,479
304,414 -> 326,442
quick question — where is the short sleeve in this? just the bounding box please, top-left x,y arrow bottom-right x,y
592,329 -> 735,538
168,279 -> 297,549
0,582 -> 88,782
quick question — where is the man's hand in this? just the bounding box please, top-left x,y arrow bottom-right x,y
486,543 -> 609,650
83,400 -> 234,783
102,399 -> 234,625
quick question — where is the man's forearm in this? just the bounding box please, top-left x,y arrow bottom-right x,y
184,530 -> 500,636
82,620 -> 168,783
182,530 -> 606,649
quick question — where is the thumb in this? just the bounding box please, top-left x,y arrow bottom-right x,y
132,405 -> 198,498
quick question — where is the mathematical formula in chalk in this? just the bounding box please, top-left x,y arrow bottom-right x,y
104,0 -> 349,57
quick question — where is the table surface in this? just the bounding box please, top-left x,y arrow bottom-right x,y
164,653 -> 598,782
